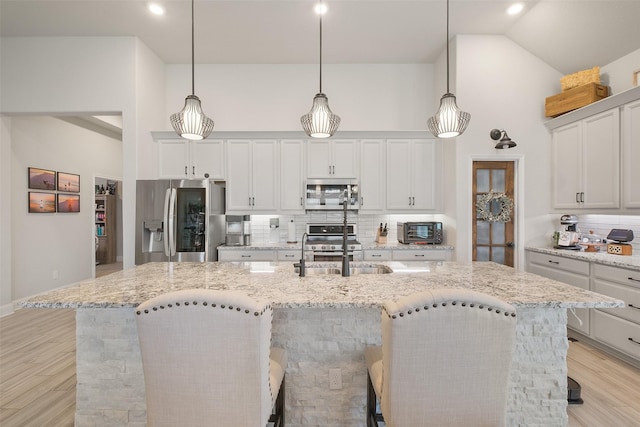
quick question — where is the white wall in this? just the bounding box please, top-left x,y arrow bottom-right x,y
450,35 -> 562,267
10,116 -> 122,301
0,118 -> 13,315
601,48 -> 640,96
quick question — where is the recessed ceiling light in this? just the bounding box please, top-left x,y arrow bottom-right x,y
314,3 -> 328,15
507,3 -> 524,16
148,3 -> 165,16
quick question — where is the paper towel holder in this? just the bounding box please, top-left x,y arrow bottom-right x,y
287,219 -> 297,243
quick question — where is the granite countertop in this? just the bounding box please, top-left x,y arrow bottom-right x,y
22,261 -> 622,310
218,242 -> 455,251
526,247 -> 640,272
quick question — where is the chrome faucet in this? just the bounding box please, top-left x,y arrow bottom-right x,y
294,232 -> 308,277
342,191 -> 350,277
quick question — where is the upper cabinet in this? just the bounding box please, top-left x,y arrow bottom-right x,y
623,99 -> 640,208
158,139 -> 225,180
280,140 -> 305,213
226,140 -> 278,213
359,140 -> 386,212
307,139 -> 358,178
551,109 -> 620,209
386,139 -> 440,212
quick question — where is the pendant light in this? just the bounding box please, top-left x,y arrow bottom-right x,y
427,0 -> 470,138
301,3 -> 341,138
170,0 -> 214,141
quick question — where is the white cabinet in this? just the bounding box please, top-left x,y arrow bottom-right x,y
226,140 -> 278,213
551,109 -> 620,209
307,139 -> 358,178
392,249 -> 452,262
363,249 -> 392,261
622,99 -> 640,208
526,251 -> 591,335
280,140 -> 305,212
158,139 -> 225,179
218,249 -> 276,262
386,139 -> 439,211
277,250 -> 300,262
359,140 -> 386,212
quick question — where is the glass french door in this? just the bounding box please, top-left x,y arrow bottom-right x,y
472,161 -> 515,267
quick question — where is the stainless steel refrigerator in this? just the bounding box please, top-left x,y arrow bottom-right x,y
135,180 -> 225,264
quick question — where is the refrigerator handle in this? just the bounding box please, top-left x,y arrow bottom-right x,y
163,188 -> 171,257
169,188 -> 177,256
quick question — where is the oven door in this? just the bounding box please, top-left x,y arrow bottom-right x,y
311,251 -> 363,262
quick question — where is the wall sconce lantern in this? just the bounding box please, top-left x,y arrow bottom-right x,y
490,129 -> 517,149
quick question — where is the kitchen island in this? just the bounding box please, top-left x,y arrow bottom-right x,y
23,261 -> 623,427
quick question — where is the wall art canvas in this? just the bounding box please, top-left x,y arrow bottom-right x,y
28,167 -> 56,191
57,193 -> 80,213
29,192 -> 56,213
57,172 -> 80,193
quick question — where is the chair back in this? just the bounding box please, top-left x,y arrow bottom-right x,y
380,288 -> 517,426
135,289 -> 274,427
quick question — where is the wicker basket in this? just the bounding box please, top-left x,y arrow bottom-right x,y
560,66 -> 600,91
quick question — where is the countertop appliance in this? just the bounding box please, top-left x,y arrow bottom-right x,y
397,222 -> 443,244
305,179 -> 359,211
606,229 -> 634,255
556,214 -> 581,249
135,180 -> 225,264
304,223 -> 362,261
225,215 -> 251,246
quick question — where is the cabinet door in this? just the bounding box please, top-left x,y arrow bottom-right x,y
551,123 -> 582,208
360,140 -> 385,212
386,140 -> 413,210
281,140 -> 305,212
191,139 -> 225,179
623,99 -> 640,208
582,109 -> 620,208
225,140 -> 252,212
158,139 -> 190,179
332,139 -> 358,178
251,140 -> 278,211
307,140 -> 332,178
412,140 -> 438,210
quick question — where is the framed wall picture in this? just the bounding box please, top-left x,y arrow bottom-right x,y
57,193 -> 80,213
57,172 -> 80,193
28,192 -> 56,213
28,167 -> 56,191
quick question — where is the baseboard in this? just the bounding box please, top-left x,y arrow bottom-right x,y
0,303 -> 15,318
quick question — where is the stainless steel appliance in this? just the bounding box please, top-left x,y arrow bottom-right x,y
225,215 -> 252,246
135,180 -> 225,264
397,222 -> 443,244
304,223 -> 363,261
305,179 -> 359,211
556,214 -> 581,249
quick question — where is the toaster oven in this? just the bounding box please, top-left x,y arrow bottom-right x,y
397,222 -> 443,244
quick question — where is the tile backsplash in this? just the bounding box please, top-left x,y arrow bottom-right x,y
248,213 -> 447,244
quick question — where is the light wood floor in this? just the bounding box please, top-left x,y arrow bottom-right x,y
1,308 -> 639,427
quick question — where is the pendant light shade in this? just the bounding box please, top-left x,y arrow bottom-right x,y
301,5 -> 340,138
171,0 -> 214,141
428,0 -> 470,138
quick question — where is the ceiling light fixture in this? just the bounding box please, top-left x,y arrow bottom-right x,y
148,3 -> 165,16
170,0 -> 214,141
300,2 -> 341,139
490,129 -> 517,149
507,3 -> 524,16
427,0 -> 471,139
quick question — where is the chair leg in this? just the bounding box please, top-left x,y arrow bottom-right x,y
269,376 -> 285,427
366,373 -> 381,427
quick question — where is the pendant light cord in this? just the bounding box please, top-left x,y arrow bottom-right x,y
319,13 -> 323,94
445,0 -> 450,93
191,0 -> 195,96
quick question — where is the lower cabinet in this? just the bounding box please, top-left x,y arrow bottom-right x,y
218,249 -> 276,262
363,250 -> 392,261
526,249 -> 640,364
277,250 -> 300,262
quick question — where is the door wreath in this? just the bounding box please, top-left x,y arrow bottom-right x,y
476,191 -> 514,223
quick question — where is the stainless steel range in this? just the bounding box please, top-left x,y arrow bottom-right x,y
304,223 -> 363,261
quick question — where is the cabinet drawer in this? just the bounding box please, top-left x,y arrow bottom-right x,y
593,310 -> 640,360
527,251 -> 590,275
593,278 -> 640,324
363,250 -> 391,261
392,250 -> 450,261
527,264 -> 590,289
278,250 -> 300,262
593,264 -> 640,289
218,250 -> 275,262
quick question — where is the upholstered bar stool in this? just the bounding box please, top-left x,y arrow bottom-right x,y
365,288 -> 517,427
135,289 -> 286,427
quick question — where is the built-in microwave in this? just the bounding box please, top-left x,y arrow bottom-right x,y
305,179 -> 359,211
397,222 -> 443,244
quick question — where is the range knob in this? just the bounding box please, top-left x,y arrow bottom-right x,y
349,245 -> 355,250
311,245 -> 317,250
330,245 -> 336,250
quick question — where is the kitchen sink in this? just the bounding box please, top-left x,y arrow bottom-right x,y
295,264 -> 393,275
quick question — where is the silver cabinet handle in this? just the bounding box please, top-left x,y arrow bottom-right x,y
409,196 -> 412,206
628,277 -> 640,283
414,254 -> 425,257
628,304 -> 640,311
629,337 -> 640,346
580,192 -> 584,203
249,197 -> 252,206
576,192 -> 580,203
252,197 -> 255,206
372,254 -> 381,257
185,166 -> 188,175
300,197 -> 303,206
241,254 -> 251,258
192,166 -> 195,175
548,260 -> 560,265
284,254 -> 295,258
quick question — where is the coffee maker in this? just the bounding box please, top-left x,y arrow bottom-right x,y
556,214 -> 581,249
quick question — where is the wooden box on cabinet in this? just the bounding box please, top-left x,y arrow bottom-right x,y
545,83 -> 609,118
